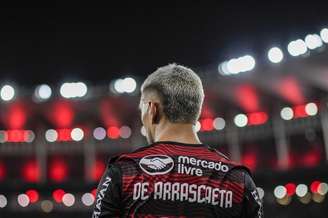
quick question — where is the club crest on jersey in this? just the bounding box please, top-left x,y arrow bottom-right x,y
139,155 -> 174,175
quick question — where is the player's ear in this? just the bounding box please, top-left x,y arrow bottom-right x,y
150,102 -> 160,124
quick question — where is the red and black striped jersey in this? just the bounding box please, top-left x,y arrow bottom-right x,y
92,141 -> 263,218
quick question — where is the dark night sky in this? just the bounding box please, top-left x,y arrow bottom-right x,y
0,1 -> 327,87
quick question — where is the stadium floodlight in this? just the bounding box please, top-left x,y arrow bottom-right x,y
34,84 -> 52,101
93,127 -> 106,140
267,47 -> 284,63
123,77 -> 137,93
280,107 -> 294,120
81,193 -> 95,206
113,77 -> 137,94
71,128 -> 84,141
114,79 -> 125,93
218,61 -> 229,75
0,195 -> 7,208
62,193 -> 75,207
287,39 -> 308,56
225,55 -> 256,75
17,194 -> 30,207
234,114 -> 248,127
304,34 -> 323,50
0,85 -> 15,101
305,102 -> 318,116
274,185 -> 287,199
213,117 -> 226,130
120,126 -> 132,138
45,129 -> 58,142
296,184 -> 308,198
60,82 -> 87,98
320,28 -> 328,43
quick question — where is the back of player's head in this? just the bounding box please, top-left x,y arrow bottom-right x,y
141,63 -> 204,124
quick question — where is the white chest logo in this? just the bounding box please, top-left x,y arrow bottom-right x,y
139,155 -> 174,175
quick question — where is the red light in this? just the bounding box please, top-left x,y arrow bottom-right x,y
7,130 -> 25,142
200,118 -> 214,131
200,104 -> 214,119
293,105 -> 307,118
277,76 -> 304,105
49,160 -> 68,183
241,152 -> 257,171
6,103 -> 27,129
285,183 -> 296,196
25,189 -> 39,203
91,188 -> 97,197
57,129 -> 72,141
310,181 -> 321,193
91,160 -> 106,181
247,112 -> 268,126
52,189 -> 65,203
303,151 -> 320,168
50,101 -> 74,128
100,100 -> 120,127
0,162 -> 6,181
22,161 -> 40,183
235,85 -> 260,112
107,127 -> 120,139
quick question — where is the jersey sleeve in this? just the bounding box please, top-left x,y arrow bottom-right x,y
92,161 -> 122,218
241,171 -> 264,218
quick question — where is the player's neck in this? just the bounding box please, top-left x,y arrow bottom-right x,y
154,122 -> 201,145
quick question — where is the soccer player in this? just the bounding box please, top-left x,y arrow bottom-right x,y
92,64 -> 263,218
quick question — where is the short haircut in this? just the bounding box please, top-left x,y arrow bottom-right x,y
141,63 -> 204,124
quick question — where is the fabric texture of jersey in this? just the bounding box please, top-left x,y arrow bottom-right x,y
92,141 -> 263,218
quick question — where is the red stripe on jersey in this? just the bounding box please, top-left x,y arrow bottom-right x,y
119,143 -> 239,166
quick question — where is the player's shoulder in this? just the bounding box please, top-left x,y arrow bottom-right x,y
207,145 -> 252,175
107,143 -> 156,166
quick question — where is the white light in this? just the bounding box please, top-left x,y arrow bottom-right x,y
41,200 -> 54,213
305,102 -> 318,116
305,34 -> 323,50
213,117 -> 226,130
0,195 -> 7,208
45,129 -> 58,142
17,194 -> 30,207
0,131 -> 7,143
25,130 -> 35,143
287,39 -> 308,56
256,187 -> 265,200
60,82 -> 88,98
120,126 -> 132,139
93,127 -> 106,140
0,85 -> 15,101
194,121 -> 201,132
35,84 -> 52,100
280,107 -> 294,120
320,28 -> 328,43
141,126 -> 146,137
296,184 -> 308,197
71,128 -> 84,141
81,193 -> 95,206
274,185 -> 287,199
123,77 -> 137,93
62,193 -> 75,207
226,55 -> 256,75
234,114 -> 248,127
268,47 -> 284,63
114,79 -> 125,93
114,77 -> 137,93
318,182 -> 328,195
226,58 -> 239,74
218,61 -> 229,75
